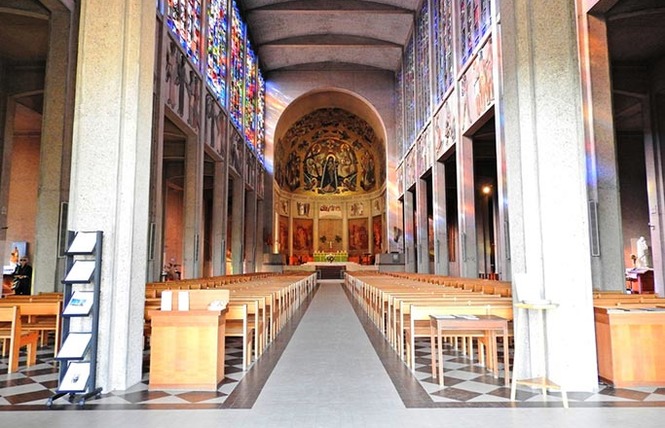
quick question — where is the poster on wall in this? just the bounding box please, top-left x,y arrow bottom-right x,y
7,242 -> 27,267
293,218 -> 313,255
348,218 -> 369,255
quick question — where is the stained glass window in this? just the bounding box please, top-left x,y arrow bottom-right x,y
432,0 -> 453,106
244,41 -> 258,147
459,0 -> 491,65
403,35 -> 416,150
229,0 -> 245,131
166,0 -> 202,65
256,70 -> 266,164
206,0 -> 228,104
395,69 -> 404,158
415,0 -> 430,134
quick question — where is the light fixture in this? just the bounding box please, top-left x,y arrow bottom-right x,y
481,185 -> 492,195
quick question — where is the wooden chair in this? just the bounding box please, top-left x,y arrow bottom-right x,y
0,306 -> 39,373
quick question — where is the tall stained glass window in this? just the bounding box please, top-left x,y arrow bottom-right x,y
207,0 -> 228,104
256,70 -> 266,163
395,69 -> 404,158
166,0 -> 202,65
432,0 -> 453,106
415,1 -> 430,134
403,36 -> 416,149
244,41 -> 258,147
459,0 -> 491,65
229,0 -> 246,131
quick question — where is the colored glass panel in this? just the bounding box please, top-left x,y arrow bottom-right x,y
432,0 -> 453,105
166,0 -> 202,65
403,35 -> 416,149
459,0 -> 491,65
256,71 -> 266,163
206,0 -> 228,104
230,0 -> 245,131
415,0 -> 430,133
244,41 -> 258,147
395,69 -> 404,157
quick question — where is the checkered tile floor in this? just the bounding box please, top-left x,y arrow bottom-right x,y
3,315 -> 665,409
0,337 -> 249,407
410,338 -> 665,405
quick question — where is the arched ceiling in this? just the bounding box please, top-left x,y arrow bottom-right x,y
239,0 -> 420,72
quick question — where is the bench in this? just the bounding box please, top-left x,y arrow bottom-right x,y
0,306 -> 39,373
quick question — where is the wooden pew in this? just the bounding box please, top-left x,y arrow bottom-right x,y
0,300 -> 62,356
0,306 -> 39,373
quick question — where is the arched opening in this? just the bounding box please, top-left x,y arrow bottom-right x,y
272,90 -> 387,265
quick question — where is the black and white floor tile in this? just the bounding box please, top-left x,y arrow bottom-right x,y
2,282 -> 665,411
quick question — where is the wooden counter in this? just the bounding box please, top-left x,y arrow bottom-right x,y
594,305 -> 665,387
148,309 -> 227,391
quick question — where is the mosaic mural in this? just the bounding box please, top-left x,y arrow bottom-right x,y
275,108 -> 385,196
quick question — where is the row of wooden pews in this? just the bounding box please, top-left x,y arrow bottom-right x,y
145,272 -> 317,390
0,292 -> 63,373
344,272 -> 514,383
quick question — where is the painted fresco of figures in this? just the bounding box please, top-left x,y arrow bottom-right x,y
373,216 -> 382,251
303,143 -> 323,190
286,152 -> 301,191
320,154 -> 339,193
360,149 -> 376,191
337,143 -> 357,190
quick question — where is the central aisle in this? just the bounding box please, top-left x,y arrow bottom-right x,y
253,281 -> 403,411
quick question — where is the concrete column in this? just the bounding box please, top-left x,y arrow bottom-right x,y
67,0 -> 155,391
457,135 -> 477,278
255,198 -> 264,270
576,8 -> 625,291
415,178 -> 429,273
500,0 -> 598,391
342,202 -> 348,251
183,132 -> 203,278
33,9 -> 74,293
313,206 -> 319,252
231,175 -> 244,274
403,190 -> 416,272
432,160 -> 449,275
212,159 -> 226,275
244,189 -> 257,272
367,215 -> 373,255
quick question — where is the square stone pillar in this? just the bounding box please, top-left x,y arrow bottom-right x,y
500,0 -> 598,391
432,160 -> 449,275
415,178 -> 429,273
68,0 -> 155,391
403,190 -> 416,272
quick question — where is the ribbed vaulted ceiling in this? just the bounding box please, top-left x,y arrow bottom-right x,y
239,0 -> 420,72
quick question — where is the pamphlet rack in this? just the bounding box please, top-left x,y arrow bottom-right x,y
47,231 -> 103,407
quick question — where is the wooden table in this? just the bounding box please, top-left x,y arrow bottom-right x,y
429,314 -> 510,387
149,309 -> 227,391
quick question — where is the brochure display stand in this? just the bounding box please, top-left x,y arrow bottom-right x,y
47,231 -> 103,407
